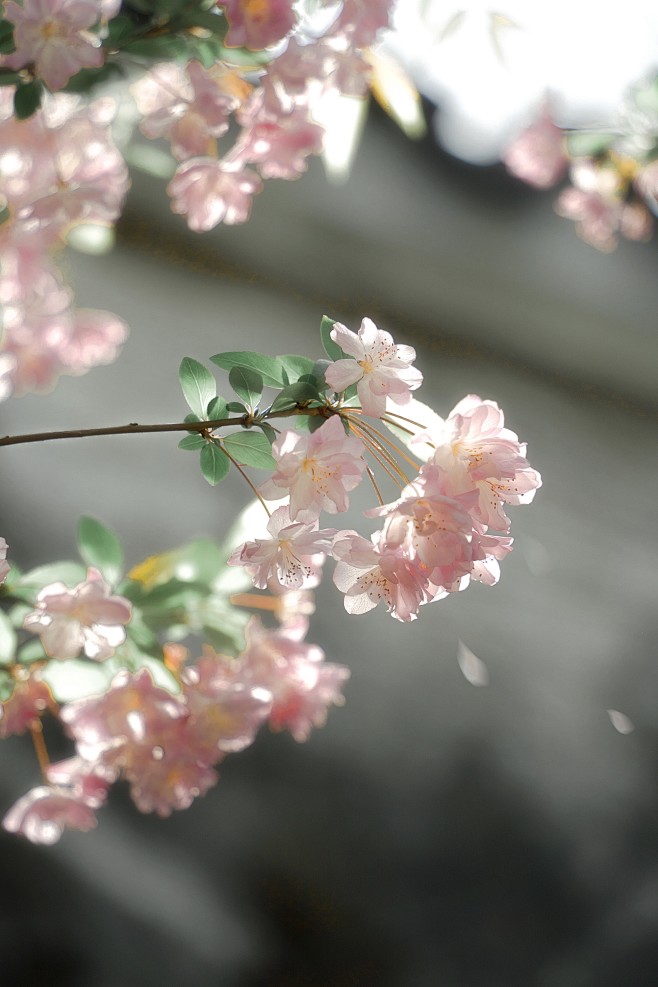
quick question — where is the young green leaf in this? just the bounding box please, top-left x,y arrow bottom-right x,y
77,516 -> 123,585
566,131 -> 615,157
13,80 -> 42,120
270,380 -> 322,413
223,431 -> 276,470
229,366 -> 263,410
227,401 -> 247,413
179,357 -> 216,418
200,442 -> 229,485
0,612 -> 16,665
276,354 -> 315,382
211,351 -> 285,387
207,395 -> 229,419
320,315 -> 349,362
178,434 -> 206,451
256,421 -> 278,444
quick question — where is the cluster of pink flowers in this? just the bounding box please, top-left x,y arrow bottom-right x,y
228,318 -> 540,622
0,89 -> 129,398
502,101 -> 656,252
3,612 -> 349,842
131,0 -> 394,231
2,0 -> 120,91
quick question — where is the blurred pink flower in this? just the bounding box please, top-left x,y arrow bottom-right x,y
0,674 -> 54,738
332,0 -> 393,47
228,505 -> 336,590
4,0 -> 107,91
0,537 -> 8,584
182,650 -> 272,756
131,61 -> 239,161
23,566 -> 132,660
239,617 -> 350,742
221,0 -> 296,51
325,317 -> 422,417
168,158 -> 262,230
260,414 -> 366,522
3,784 -> 101,843
503,105 -> 568,189
232,96 -> 324,179
555,159 -> 653,252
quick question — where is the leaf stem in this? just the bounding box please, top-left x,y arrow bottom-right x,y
30,723 -> 50,783
217,439 -> 271,517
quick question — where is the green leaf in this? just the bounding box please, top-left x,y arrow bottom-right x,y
270,380 -> 322,412
223,430 -> 276,470
320,315 -> 349,362
207,395 -> 228,419
77,516 -> 123,585
106,13 -> 135,45
179,357 -> 216,418
14,81 -> 42,120
566,131 -> 615,157
0,612 -> 16,665
0,70 -> 22,86
276,354 -> 315,383
229,366 -> 262,410
256,421 -> 277,444
227,401 -> 247,413
0,18 -> 15,55
16,561 -> 87,600
200,442 -> 229,485
210,351 -> 285,388
178,434 -> 205,451
0,670 -> 14,702
16,639 -> 47,665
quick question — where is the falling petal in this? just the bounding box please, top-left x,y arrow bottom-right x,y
458,640 -> 489,687
607,709 -> 635,735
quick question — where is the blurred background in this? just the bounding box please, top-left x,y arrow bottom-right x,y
2,4 -> 658,984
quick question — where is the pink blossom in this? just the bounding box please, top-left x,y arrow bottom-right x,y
332,529 -> 432,622
369,469 -> 478,589
228,505 -> 336,590
0,537 -> 8,584
23,566 -> 132,661
124,719 -> 220,818
503,105 -> 568,189
182,650 -> 272,756
325,317 -> 422,417
221,0 -> 296,51
232,96 -> 324,179
3,755 -> 113,843
4,0 -> 107,91
555,159 -> 653,252
469,531 -> 514,587
239,617 -> 350,742
0,674 -> 54,738
3,784 -> 100,843
419,395 -> 541,532
332,0 -> 393,47
60,669 -> 222,816
167,158 -> 262,231
131,61 -> 239,161
61,668 -> 186,766
260,414 -> 367,522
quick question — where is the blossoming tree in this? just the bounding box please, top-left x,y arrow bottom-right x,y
0,0 -> 542,843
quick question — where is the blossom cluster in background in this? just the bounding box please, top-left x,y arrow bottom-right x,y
0,0 -> 396,398
502,85 -> 658,252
